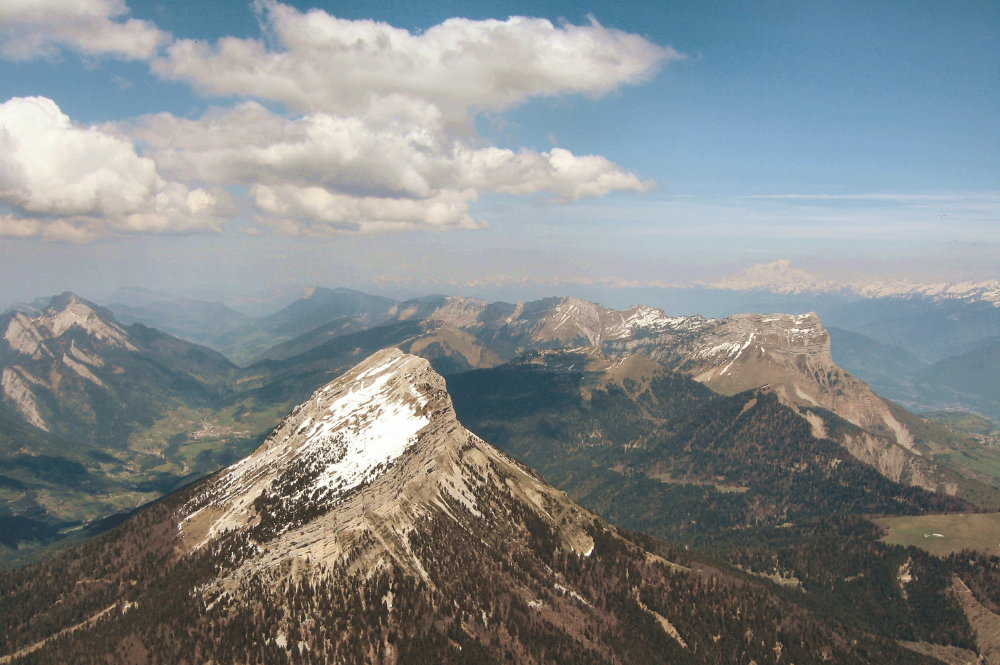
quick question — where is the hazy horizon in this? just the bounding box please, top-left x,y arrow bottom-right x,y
1,1 -> 997,306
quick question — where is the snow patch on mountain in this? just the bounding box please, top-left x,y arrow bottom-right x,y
289,367 -> 429,498
613,306 -> 713,338
696,339 -> 749,360
181,348 -> 433,544
544,298 -> 607,344
622,306 -> 671,331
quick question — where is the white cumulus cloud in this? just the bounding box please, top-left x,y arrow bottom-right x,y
125,102 -> 651,235
154,1 -> 677,123
251,185 -> 483,235
2,2 -> 674,240
0,96 -> 229,241
0,0 -> 167,61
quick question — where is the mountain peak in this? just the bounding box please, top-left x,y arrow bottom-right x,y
178,347 -> 597,580
3,291 -> 135,360
47,290 -> 89,309
4,349 -> 934,665
302,285 -> 369,299
259,285 -> 397,341
180,348 -> 449,546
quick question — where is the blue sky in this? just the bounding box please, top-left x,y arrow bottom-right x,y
0,0 -> 997,304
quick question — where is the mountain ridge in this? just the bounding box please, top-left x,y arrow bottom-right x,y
242,295 -> 970,499
709,259 -> 1000,307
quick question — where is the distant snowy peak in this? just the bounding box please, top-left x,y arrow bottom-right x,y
852,279 -> 1000,305
711,260 -> 1000,306
710,259 -> 843,295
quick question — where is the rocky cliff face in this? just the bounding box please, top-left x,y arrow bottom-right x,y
599,310 -> 976,497
1,294 -> 136,431
649,312 -> 918,448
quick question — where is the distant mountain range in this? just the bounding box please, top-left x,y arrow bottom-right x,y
710,258 -> 1000,306
107,286 -> 396,365
98,264 -> 1000,422
234,293 -> 995,501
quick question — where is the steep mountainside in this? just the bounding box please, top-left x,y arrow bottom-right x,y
823,297 -> 1000,364
0,295 -> 255,560
0,293 -> 236,447
917,338 -> 1000,420
0,402 -> 145,559
594,310 -> 916,450
448,353 -> 1000,656
592,261 -> 1000,417
0,350 -> 941,665
111,286 -> 401,366
619,311 -> 978,493
261,287 -> 396,334
448,351 -> 988,530
250,313 -> 398,363
3,290 -> 993,569
827,327 -> 928,402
